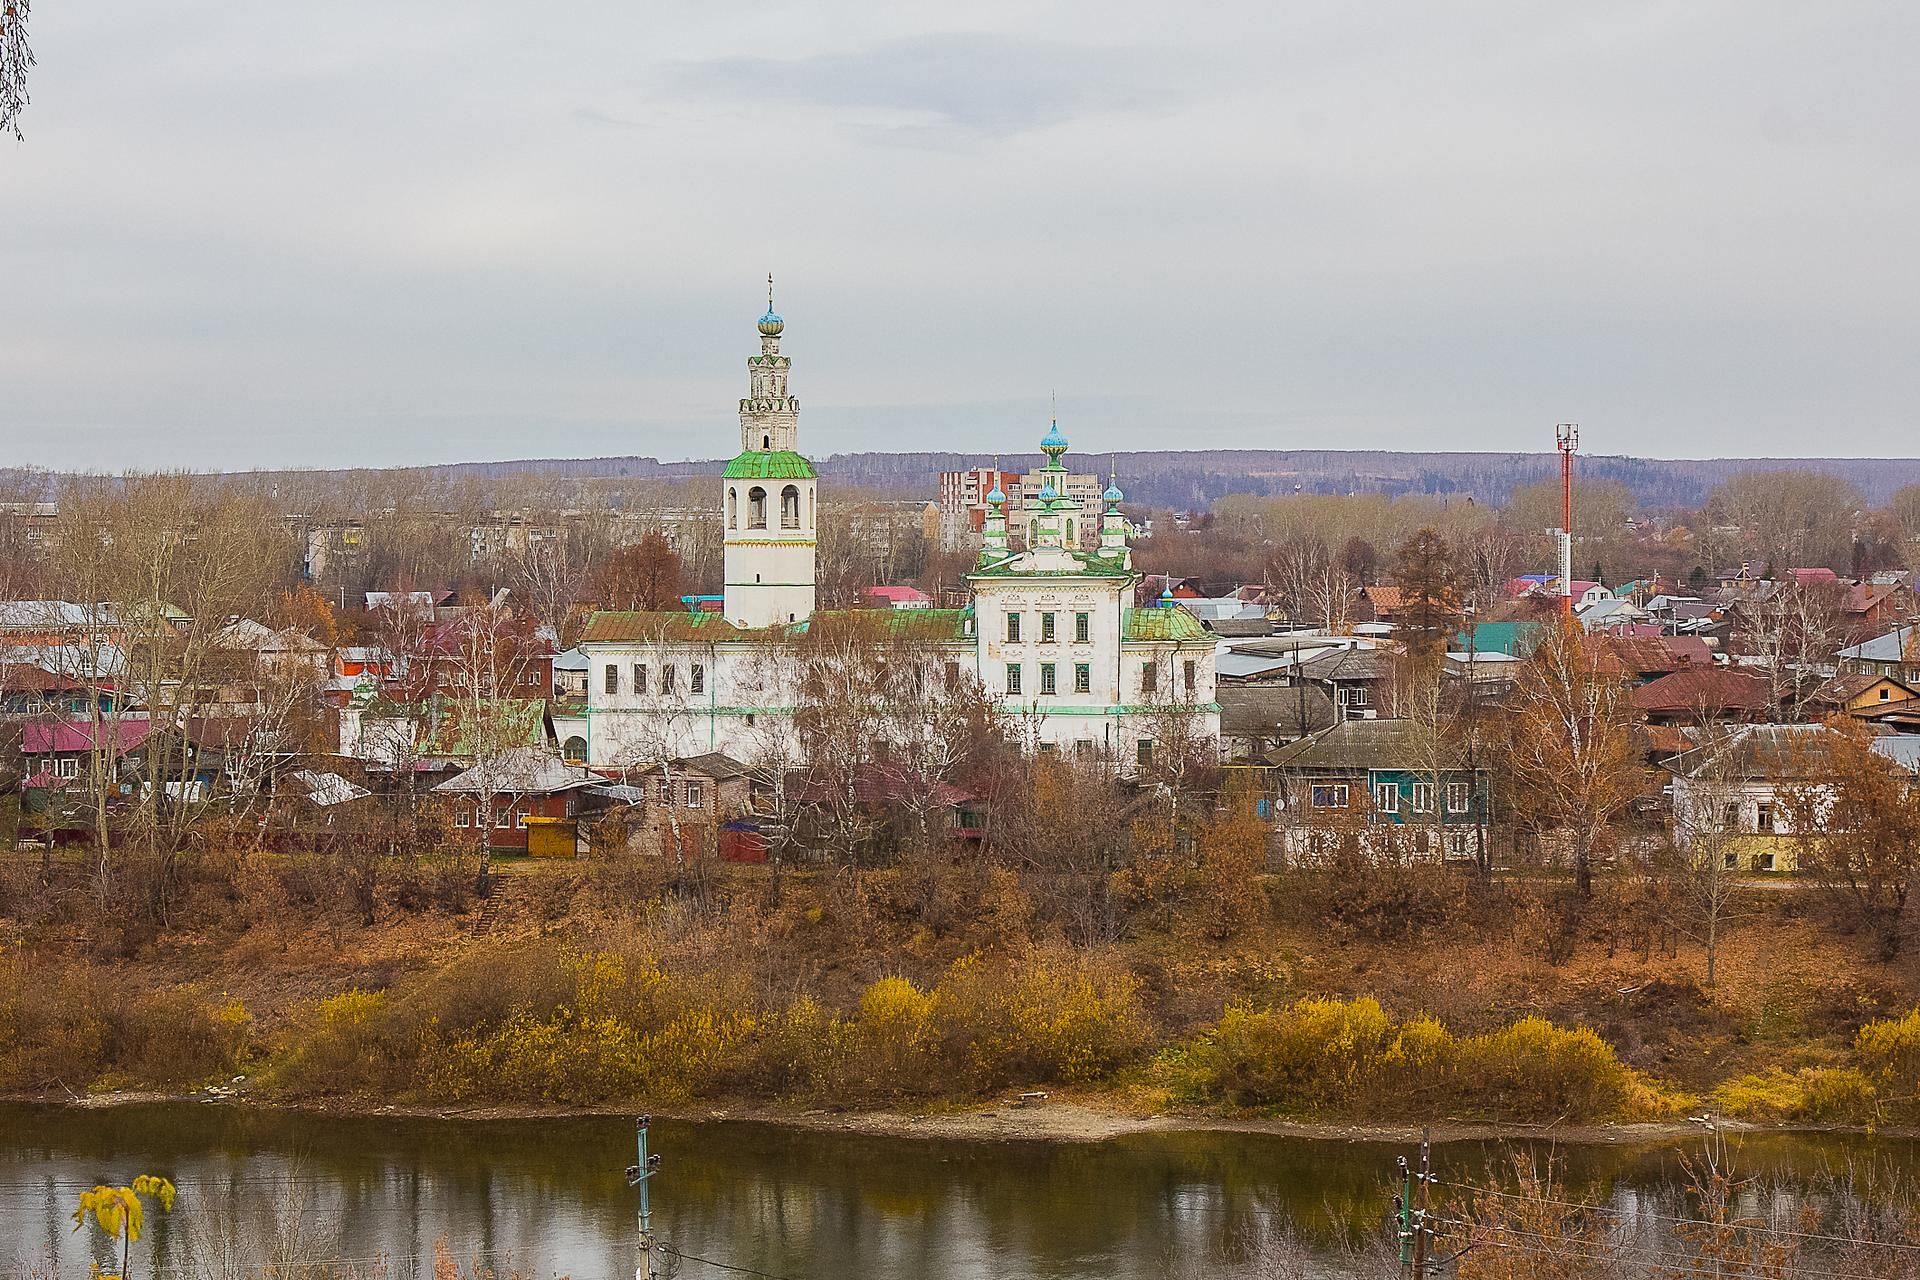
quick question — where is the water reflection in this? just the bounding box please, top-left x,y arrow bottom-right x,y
0,1104 -> 1912,1280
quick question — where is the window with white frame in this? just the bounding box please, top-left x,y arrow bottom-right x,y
515,810 -> 529,829
55,756 -> 78,780
1411,782 -> 1433,813
455,806 -> 471,827
1372,782 -> 1398,813
1446,781 -> 1471,814
657,778 -> 673,804
495,807 -> 512,829
1312,783 -> 1350,808
685,781 -> 704,808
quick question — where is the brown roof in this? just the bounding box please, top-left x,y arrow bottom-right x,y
1364,585 -> 1404,612
1606,635 -> 1713,677
1630,667 -> 1774,715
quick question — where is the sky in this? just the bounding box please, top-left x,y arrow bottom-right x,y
2,2 -> 1917,471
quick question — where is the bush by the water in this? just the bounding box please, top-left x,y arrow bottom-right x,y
268,940 -> 1149,1104
0,952 -> 250,1091
1168,996 -> 1671,1122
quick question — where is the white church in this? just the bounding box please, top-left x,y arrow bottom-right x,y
579,294 -> 1219,771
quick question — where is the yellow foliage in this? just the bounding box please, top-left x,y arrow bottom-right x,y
1714,1067 -> 1874,1124
71,1176 -> 174,1245
1188,996 -> 1650,1122
1856,1009 -> 1920,1120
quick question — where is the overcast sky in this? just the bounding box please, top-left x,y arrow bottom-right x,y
3,3 -> 1917,471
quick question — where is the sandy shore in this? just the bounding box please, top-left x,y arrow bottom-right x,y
29,1089 -> 1812,1147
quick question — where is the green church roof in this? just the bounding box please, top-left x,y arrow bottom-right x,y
723,450 -> 816,480
1122,606 -> 1208,643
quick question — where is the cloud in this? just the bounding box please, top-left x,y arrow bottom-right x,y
659,33 -> 1175,143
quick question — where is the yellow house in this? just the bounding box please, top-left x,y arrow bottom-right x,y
1807,672 -> 1919,721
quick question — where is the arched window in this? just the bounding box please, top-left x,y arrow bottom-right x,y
747,486 -> 767,529
762,433 -> 771,450
1066,518 -> 1076,545
808,489 -> 815,529
562,735 -> 587,763
780,485 -> 800,529
727,487 -> 738,528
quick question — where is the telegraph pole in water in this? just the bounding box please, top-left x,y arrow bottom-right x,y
627,1115 -> 661,1280
1397,1129 -> 1435,1279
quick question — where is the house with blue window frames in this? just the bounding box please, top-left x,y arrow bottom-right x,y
1266,718 -> 1491,859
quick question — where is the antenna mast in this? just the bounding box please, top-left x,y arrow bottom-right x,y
1555,424 -> 1579,615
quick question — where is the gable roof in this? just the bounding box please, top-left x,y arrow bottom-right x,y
1664,724 -> 1836,781
1219,683 -> 1336,740
1839,626 -> 1920,665
1266,717 -> 1463,771
1807,671 -> 1919,707
580,611 -> 745,644
432,745 -> 597,795
22,717 -> 153,755
1630,667 -> 1774,715
1605,634 -> 1714,677
634,751 -> 753,781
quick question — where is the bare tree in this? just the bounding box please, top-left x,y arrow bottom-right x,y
437,601 -> 541,878
1661,721 -> 1754,987
1265,537 -> 1354,631
1498,618 -> 1645,901
0,0 -> 30,141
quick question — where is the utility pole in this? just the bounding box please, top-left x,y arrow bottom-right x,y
1397,1130 -> 1435,1279
626,1114 -> 662,1280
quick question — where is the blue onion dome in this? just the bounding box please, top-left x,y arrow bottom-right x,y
1040,421 -> 1069,456
758,308 -> 784,337
1104,482 -> 1124,503
1038,480 -> 1058,502
987,483 -> 1006,505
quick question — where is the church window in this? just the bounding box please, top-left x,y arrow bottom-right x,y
1006,663 -> 1022,695
1074,612 -> 1090,643
1040,612 -> 1056,642
1137,739 -> 1153,767
1006,612 -> 1021,643
1066,519 -> 1076,544
634,664 -> 648,694
727,488 -> 738,528
1140,661 -> 1158,697
1184,660 -> 1198,694
663,665 -> 677,694
604,665 -> 619,695
747,487 -> 767,529
762,434 -> 771,450
691,663 -> 705,694
1040,663 -> 1057,696
1073,663 -> 1091,694
780,485 -> 800,529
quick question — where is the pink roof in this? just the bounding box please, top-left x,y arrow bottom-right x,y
1789,568 -> 1840,586
22,718 -> 152,755
861,586 -> 931,603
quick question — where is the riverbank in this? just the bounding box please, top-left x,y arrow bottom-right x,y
22,1086 -> 1864,1149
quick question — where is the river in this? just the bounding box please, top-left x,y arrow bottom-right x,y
2,1103 -> 1914,1279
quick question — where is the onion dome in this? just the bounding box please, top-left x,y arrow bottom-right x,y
1040,420 -> 1069,462
758,307 -> 784,337
1104,482 -> 1124,504
1038,480 -> 1058,502
987,483 -> 1006,505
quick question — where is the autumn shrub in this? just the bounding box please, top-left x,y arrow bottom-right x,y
0,956 -> 251,1092
749,996 -> 853,1094
272,990 -> 417,1097
932,947 -> 1151,1089
1714,1067 -> 1875,1124
851,976 -> 940,1093
1451,1017 -> 1636,1120
1855,1009 -> 1920,1122
115,987 -> 251,1087
1181,996 -> 1655,1121
0,956 -> 114,1090
1196,996 -> 1399,1111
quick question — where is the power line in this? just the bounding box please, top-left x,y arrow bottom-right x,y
1440,1177 -> 1920,1256
658,1243 -> 807,1280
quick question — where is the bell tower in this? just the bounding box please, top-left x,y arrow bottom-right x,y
722,278 -> 818,629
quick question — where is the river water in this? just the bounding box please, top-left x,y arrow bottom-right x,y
1,1103 -> 1913,1279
